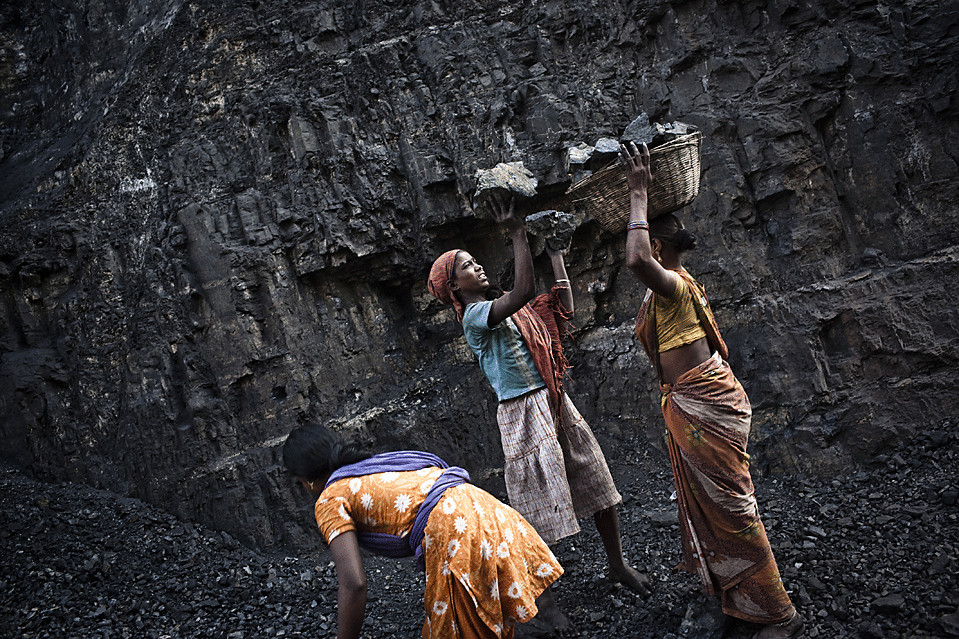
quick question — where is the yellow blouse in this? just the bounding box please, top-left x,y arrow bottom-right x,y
656,273 -> 708,352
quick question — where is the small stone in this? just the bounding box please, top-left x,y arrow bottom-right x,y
644,509 -> 678,527
929,431 -> 950,447
858,621 -> 885,639
930,552 -> 952,575
566,143 -> 593,166
808,575 -> 827,591
939,610 -> 959,637
588,137 -> 621,169
593,137 -> 621,154
621,113 -> 656,145
872,593 -> 905,614
676,599 -> 727,639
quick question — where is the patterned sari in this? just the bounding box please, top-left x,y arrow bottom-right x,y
316,466 -> 562,638
636,271 -> 794,624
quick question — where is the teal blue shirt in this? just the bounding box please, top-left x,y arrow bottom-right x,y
462,301 -> 546,401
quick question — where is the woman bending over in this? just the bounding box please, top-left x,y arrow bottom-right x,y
283,422 -> 563,639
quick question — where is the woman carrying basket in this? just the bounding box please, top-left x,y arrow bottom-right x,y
618,142 -> 804,639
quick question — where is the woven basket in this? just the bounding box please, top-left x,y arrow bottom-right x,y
563,131 -> 702,232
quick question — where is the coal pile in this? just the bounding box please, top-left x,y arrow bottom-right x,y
1,420 -> 956,639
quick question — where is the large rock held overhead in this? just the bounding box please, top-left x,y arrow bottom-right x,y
473,162 -> 539,218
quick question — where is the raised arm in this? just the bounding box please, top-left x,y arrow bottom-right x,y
546,247 -> 574,313
329,531 -> 367,639
487,195 -> 536,326
621,142 -> 677,297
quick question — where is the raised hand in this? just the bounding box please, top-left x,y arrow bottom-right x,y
544,244 -> 568,259
485,192 -> 535,325
620,142 -> 654,195
486,193 -> 523,231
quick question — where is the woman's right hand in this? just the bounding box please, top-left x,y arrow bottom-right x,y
620,142 -> 653,195
486,193 -> 523,231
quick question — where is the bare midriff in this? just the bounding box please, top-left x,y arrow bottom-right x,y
659,336 -> 712,385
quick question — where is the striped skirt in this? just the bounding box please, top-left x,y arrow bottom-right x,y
496,388 -> 621,545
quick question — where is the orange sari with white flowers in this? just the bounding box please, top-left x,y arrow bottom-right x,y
315,468 -> 562,638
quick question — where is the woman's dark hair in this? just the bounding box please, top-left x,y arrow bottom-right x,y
649,213 -> 697,252
282,423 -> 372,480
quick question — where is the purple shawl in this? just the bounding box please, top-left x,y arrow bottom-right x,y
325,451 -> 471,569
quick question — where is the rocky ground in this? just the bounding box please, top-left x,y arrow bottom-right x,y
2,420 -> 957,639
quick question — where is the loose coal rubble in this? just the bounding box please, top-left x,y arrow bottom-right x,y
620,113 -> 698,148
2,421 -> 956,639
566,113 -> 701,180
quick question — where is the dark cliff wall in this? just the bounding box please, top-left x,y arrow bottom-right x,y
1,0 -> 957,550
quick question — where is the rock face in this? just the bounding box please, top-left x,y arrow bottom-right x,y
0,0 -> 957,551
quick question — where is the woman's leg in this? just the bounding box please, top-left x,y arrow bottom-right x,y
593,505 -> 652,595
553,393 -> 653,595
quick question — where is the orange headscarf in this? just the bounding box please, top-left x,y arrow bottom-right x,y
428,249 -> 467,321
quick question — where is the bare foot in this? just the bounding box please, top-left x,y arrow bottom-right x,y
754,610 -> 804,639
515,616 -> 557,638
610,564 -> 653,596
532,587 -> 571,633
535,603 -> 570,632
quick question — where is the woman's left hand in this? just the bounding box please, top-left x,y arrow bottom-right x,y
544,245 -> 568,259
